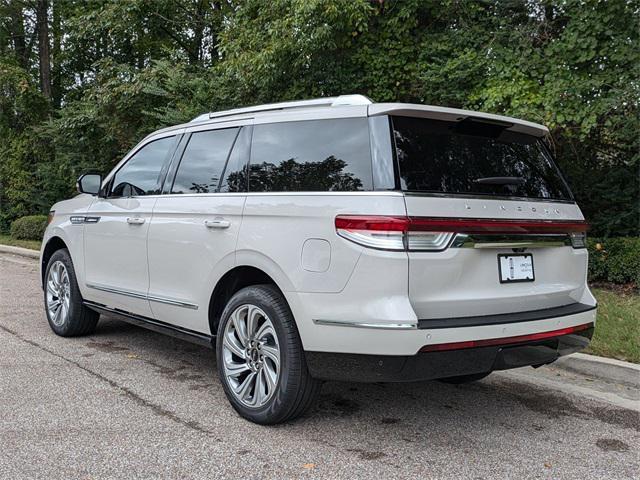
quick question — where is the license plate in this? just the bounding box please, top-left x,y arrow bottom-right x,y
498,254 -> 535,283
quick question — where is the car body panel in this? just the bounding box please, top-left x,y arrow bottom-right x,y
146,194 -> 246,333
237,192 -> 406,295
83,196 -> 156,317
40,98 -> 596,377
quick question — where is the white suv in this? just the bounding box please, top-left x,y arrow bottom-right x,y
41,95 -> 597,424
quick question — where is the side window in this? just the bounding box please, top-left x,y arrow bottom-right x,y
110,136 -> 176,197
171,128 -> 239,194
249,118 -> 372,192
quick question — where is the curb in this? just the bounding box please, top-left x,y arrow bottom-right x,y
0,244 -> 40,259
554,352 -> 639,387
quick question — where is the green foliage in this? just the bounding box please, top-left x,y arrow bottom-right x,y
10,215 -> 48,240
0,0 -> 638,237
588,238 -> 640,286
586,288 -> 640,363
0,234 -> 41,251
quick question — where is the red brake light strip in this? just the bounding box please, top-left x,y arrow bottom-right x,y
419,322 -> 593,353
335,215 -> 588,234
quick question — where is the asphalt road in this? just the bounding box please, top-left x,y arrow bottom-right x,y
1,252 -> 638,479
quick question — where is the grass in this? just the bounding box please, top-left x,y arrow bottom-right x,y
586,288 -> 640,363
0,232 -> 637,362
0,234 -> 41,251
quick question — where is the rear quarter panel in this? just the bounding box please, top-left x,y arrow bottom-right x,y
236,192 -> 408,348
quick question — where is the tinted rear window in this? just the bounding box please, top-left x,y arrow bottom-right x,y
249,118 -> 372,192
392,116 -> 572,201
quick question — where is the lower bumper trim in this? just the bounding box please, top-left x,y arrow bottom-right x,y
305,325 -> 594,383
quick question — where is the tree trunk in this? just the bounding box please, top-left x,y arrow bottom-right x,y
36,0 -> 52,99
8,5 -> 28,69
191,0 -> 205,65
51,0 -> 61,108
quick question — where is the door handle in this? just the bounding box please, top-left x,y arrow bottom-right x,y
126,217 -> 146,225
204,219 -> 230,229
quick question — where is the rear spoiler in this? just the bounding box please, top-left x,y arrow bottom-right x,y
368,103 -> 549,138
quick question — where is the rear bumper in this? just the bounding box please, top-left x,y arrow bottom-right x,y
306,323 -> 594,382
293,293 -> 597,356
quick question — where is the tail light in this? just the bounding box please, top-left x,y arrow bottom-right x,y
333,216 -> 408,250
335,216 -> 589,251
334,216 -> 453,251
47,210 -> 55,225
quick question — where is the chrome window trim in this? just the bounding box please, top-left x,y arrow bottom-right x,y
86,191 -> 407,200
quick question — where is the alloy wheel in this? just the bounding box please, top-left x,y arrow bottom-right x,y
46,261 -> 71,327
222,304 -> 281,407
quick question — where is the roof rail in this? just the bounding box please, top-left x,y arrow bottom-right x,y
190,94 -> 372,123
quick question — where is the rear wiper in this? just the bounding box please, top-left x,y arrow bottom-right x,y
473,176 -> 525,185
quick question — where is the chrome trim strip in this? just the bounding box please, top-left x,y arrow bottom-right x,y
313,319 -> 417,330
102,191 -> 405,200
86,282 -> 147,300
147,293 -> 199,310
70,215 -> 101,225
451,233 -> 571,249
86,283 -> 198,310
472,241 -> 567,249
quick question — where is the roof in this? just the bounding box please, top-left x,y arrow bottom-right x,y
151,94 -> 549,139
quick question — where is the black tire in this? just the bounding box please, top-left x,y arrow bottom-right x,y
216,284 -> 321,424
44,248 -> 99,337
438,372 -> 491,384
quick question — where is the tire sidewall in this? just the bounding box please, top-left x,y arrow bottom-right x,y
216,285 -> 300,424
44,249 -> 84,336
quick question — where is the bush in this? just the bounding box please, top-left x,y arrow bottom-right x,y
10,215 -> 48,240
588,237 -> 640,286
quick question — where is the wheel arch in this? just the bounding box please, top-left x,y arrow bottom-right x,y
41,236 -> 69,288
208,265 -> 289,336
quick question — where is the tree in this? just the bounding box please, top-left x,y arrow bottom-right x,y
0,0 -> 637,236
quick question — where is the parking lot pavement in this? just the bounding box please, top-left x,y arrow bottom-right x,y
1,253 -> 638,480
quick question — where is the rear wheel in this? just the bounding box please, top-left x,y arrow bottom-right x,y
216,284 -> 320,424
44,249 -> 99,336
438,372 -> 491,384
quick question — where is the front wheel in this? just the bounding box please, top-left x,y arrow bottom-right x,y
44,248 -> 99,336
216,284 -> 320,424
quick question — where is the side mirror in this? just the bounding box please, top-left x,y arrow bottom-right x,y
77,173 -> 102,195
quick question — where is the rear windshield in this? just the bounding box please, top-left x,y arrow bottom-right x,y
391,116 -> 572,201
